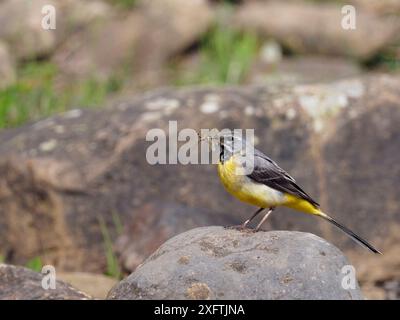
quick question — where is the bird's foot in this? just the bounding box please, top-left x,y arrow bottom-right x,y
224,224 -> 252,232
225,223 -> 254,232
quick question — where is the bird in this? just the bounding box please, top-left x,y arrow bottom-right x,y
199,130 -> 381,254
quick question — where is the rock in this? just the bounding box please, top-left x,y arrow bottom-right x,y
108,227 -> 363,300
0,41 -> 15,89
57,272 -> 117,299
54,0 -> 214,82
0,74 -> 399,285
0,0 -> 110,60
234,1 -> 400,60
115,201 -> 238,272
0,264 -> 91,299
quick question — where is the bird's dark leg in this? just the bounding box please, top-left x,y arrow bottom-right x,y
226,207 -> 265,230
243,207 -> 265,228
255,207 -> 275,231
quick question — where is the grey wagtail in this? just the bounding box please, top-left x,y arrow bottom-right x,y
200,131 -> 381,254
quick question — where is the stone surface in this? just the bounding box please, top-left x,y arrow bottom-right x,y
0,75 -> 398,286
108,227 -> 363,300
234,1 -> 400,59
0,264 -> 91,300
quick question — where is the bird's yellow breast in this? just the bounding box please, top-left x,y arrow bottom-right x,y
217,155 -> 321,215
217,155 -> 286,208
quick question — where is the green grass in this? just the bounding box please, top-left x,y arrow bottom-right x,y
0,62 -> 122,129
175,25 -> 259,85
111,210 -> 124,236
364,47 -> 400,71
26,256 -> 43,272
215,0 -> 242,4
107,0 -> 137,9
98,215 -> 122,279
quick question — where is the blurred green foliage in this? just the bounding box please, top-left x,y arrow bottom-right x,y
98,216 -> 122,279
26,257 -> 43,272
175,25 -> 259,85
111,211 -> 124,236
0,62 -> 122,129
365,47 -> 400,71
107,0 -> 137,9
217,0 -> 242,4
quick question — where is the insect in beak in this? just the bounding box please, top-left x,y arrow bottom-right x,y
197,131 -> 205,144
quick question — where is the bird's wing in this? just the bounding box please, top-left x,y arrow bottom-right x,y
247,150 -> 320,207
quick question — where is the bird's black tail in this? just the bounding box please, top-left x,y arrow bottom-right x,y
319,212 -> 381,254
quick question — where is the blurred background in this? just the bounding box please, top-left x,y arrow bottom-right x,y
0,0 -> 399,299
0,0 -> 399,128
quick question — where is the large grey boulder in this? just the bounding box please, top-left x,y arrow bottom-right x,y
0,74 -> 398,292
107,227 -> 363,300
